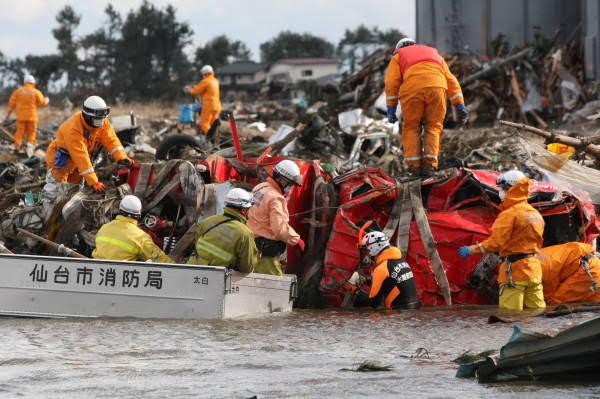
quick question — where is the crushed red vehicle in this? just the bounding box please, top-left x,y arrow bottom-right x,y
317,167 -> 599,307
121,151 -> 599,308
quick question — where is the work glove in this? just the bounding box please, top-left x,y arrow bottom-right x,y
458,245 -> 472,258
347,271 -> 361,286
117,157 -> 134,168
92,182 -> 106,192
455,104 -> 469,125
44,97 -> 50,104
297,239 -> 306,252
386,105 -> 398,123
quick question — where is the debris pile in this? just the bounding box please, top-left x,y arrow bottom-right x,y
336,42 -> 599,131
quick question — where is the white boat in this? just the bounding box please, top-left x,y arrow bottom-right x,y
0,254 -> 296,319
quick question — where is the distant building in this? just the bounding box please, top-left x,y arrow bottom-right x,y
266,58 -> 339,85
416,0 -> 600,80
217,61 -> 267,93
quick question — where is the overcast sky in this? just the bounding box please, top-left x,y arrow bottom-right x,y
0,0 -> 416,60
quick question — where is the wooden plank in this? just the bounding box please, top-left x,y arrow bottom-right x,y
408,181 -> 452,306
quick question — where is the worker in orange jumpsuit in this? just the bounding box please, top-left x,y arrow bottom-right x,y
458,170 -> 546,311
538,242 -> 600,304
4,74 -> 49,151
347,231 -> 420,310
384,38 -> 468,176
44,95 -> 132,204
247,160 -> 305,275
185,65 -> 222,136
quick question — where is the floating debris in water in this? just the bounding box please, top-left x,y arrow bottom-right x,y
453,349 -> 497,365
340,361 -> 394,372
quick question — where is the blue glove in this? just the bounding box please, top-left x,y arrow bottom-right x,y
458,246 -> 472,258
54,148 -> 70,168
455,104 -> 468,125
387,105 -> 398,123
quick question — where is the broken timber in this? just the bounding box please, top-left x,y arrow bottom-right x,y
499,119 -> 600,160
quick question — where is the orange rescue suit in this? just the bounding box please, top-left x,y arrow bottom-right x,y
7,83 -> 49,146
384,45 -> 463,170
187,72 -> 222,134
539,242 -> 600,304
247,178 -> 300,245
354,246 -> 420,309
473,178 -> 545,284
46,112 -> 128,186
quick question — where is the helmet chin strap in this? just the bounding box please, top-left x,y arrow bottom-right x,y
273,175 -> 289,191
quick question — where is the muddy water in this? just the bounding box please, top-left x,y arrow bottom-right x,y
0,308 -> 598,398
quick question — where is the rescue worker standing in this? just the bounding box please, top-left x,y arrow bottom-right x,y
247,160 -> 305,276
348,231 -> 420,310
93,195 -> 173,263
184,65 -> 222,136
187,188 -> 259,272
458,170 -> 546,311
4,74 -> 49,151
44,96 -> 132,199
384,38 -> 468,176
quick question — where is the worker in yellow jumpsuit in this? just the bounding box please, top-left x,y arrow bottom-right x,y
93,195 -> 173,263
458,170 -> 546,311
384,38 -> 468,176
4,74 -> 49,151
185,65 -> 222,135
539,242 -> 600,304
247,160 -> 305,275
187,188 -> 259,272
45,96 -> 132,196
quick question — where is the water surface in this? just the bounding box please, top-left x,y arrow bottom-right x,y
0,308 -> 598,398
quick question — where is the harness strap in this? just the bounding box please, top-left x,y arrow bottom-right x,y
194,216 -> 237,264
580,254 -> 598,292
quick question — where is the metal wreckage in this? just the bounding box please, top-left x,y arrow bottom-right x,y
3,40 -> 600,308
0,107 -> 599,310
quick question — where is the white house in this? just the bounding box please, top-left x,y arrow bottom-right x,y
217,61 -> 268,93
266,58 -> 339,84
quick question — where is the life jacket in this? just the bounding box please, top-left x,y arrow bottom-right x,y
384,258 -> 419,307
395,45 -> 443,76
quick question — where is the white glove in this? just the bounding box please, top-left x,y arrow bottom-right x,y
183,86 -> 191,93
44,97 -> 50,104
347,271 -> 360,286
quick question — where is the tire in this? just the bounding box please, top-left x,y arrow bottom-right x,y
155,134 -> 203,161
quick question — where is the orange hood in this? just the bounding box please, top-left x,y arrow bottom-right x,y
501,177 -> 531,210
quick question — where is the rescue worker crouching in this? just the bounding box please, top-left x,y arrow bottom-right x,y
247,160 -> 305,276
4,74 -> 49,152
187,188 -> 259,272
347,231 -> 420,310
184,65 -> 222,137
538,242 -> 600,305
93,195 -> 173,263
458,170 -> 546,311
384,38 -> 468,176
43,96 -> 133,209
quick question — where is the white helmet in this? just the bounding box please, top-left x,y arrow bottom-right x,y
224,188 -> 252,209
119,195 -> 142,219
82,95 -> 110,128
360,231 -> 390,257
273,160 -> 302,186
201,65 -> 214,75
395,37 -> 416,51
24,74 -> 36,84
496,170 -> 527,190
